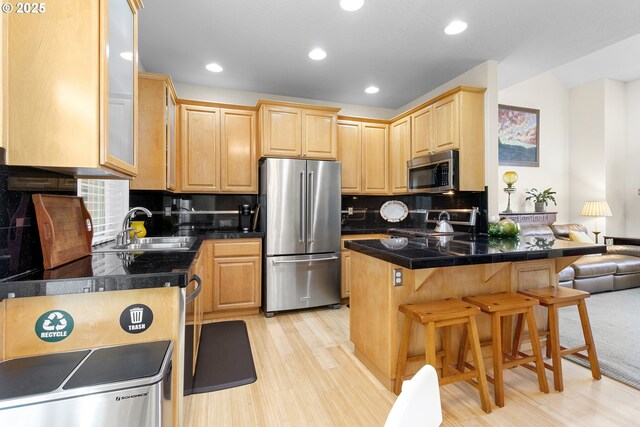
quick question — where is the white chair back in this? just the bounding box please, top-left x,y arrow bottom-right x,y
384,364 -> 442,427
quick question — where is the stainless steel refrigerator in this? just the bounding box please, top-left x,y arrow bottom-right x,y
259,158 -> 341,317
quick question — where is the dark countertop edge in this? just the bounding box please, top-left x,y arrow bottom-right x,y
345,240 -> 606,270
341,228 -> 390,235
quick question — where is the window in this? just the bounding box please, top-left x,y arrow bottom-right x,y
78,179 -> 129,245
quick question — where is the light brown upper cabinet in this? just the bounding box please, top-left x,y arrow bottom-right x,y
433,93 -> 460,152
410,106 -> 434,158
337,120 -> 362,193
130,73 -> 177,191
179,102 -> 257,193
180,104 -> 220,192
337,119 -> 388,195
389,116 -> 411,194
220,109 -> 257,193
4,0 -> 142,177
257,101 -> 339,160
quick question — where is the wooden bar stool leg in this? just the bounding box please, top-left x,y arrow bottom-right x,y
526,307 -> 549,393
491,313 -> 505,407
577,300 -> 602,380
425,321 -> 438,369
442,326 -> 452,378
394,316 -> 412,395
467,316 -> 492,414
511,313 -> 525,358
457,325 -> 469,373
547,304 -> 563,392
545,311 -> 552,359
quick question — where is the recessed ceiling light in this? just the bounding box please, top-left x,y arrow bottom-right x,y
308,48 -> 327,61
120,51 -> 133,61
365,86 -> 379,94
340,0 -> 365,11
205,63 -> 223,73
444,20 -> 468,35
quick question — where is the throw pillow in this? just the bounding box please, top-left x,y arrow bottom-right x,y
569,230 -> 594,244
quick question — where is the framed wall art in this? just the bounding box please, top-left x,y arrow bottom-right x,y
498,104 -> 540,167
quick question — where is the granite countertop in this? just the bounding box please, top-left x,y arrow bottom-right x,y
344,234 -> 606,269
0,231 -> 264,299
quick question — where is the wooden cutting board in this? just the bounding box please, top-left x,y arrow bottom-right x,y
32,195 -> 94,269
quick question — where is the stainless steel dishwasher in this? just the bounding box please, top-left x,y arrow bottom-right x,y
0,340 -> 173,427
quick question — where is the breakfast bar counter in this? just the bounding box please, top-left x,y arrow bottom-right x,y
344,235 -> 604,391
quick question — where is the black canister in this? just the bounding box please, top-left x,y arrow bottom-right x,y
238,204 -> 252,232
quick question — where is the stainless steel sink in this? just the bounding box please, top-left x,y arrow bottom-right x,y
93,236 -> 198,253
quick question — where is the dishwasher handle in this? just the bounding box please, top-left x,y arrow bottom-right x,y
185,274 -> 202,303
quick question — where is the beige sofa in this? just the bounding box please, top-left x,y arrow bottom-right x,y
519,223 -> 640,294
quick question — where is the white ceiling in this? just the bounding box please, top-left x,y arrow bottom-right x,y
138,0 -> 640,109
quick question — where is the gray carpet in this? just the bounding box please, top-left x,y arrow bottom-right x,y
558,287 -> 640,390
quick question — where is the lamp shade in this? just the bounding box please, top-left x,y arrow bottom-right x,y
502,171 -> 518,185
580,201 -> 612,217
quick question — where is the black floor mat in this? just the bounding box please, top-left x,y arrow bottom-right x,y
191,320 -> 257,394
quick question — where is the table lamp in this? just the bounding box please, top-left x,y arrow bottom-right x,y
580,201 -> 612,243
502,171 -> 518,213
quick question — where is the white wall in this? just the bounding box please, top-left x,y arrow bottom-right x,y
174,82 -> 397,120
604,80 -> 627,235
627,79 -> 640,236
568,80 -> 606,230
497,72 -> 571,222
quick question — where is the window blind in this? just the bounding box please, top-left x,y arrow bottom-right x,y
78,179 -> 130,245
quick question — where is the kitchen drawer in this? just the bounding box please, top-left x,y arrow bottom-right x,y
340,234 -> 387,250
213,239 -> 262,257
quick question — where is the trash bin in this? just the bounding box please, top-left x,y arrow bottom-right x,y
0,340 -> 173,427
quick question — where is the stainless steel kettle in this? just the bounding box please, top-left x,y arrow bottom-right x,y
434,211 -> 454,233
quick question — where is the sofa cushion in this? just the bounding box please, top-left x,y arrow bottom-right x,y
569,230 -> 594,244
605,254 -> 640,275
613,273 -> 640,291
606,244 -> 640,258
571,255 -> 617,278
551,224 -> 588,240
519,224 -> 554,237
573,275 -> 614,294
558,266 -> 575,282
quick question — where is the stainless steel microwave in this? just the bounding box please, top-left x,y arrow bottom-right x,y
407,150 -> 459,193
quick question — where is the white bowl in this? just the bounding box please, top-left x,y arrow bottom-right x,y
380,237 -> 408,250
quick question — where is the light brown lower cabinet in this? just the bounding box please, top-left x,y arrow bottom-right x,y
199,239 -> 262,320
340,234 -> 387,299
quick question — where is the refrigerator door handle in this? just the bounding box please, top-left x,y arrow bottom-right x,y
308,171 -> 315,243
299,170 -> 306,243
272,256 -> 339,265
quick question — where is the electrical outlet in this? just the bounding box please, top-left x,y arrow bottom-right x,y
164,206 -> 171,217
393,268 -> 403,286
348,206 -> 354,215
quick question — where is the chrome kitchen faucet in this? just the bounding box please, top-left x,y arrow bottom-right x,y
117,207 -> 152,246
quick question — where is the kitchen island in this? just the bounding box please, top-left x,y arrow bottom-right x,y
344,234 -> 605,391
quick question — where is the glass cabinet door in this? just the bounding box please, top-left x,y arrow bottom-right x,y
103,0 -> 137,175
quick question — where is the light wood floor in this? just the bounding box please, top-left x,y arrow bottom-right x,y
184,306 -> 640,426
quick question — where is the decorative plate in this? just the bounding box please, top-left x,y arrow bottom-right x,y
380,200 -> 409,223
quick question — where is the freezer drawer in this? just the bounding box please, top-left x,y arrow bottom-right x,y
264,253 -> 340,314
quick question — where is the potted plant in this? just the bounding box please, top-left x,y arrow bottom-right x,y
525,187 -> 557,212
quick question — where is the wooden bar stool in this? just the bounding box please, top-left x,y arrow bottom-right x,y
513,287 -> 601,392
394,298 -> 492,414
460,292 -> 549,407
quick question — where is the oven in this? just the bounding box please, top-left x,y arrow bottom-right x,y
407,150 -> 459,193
